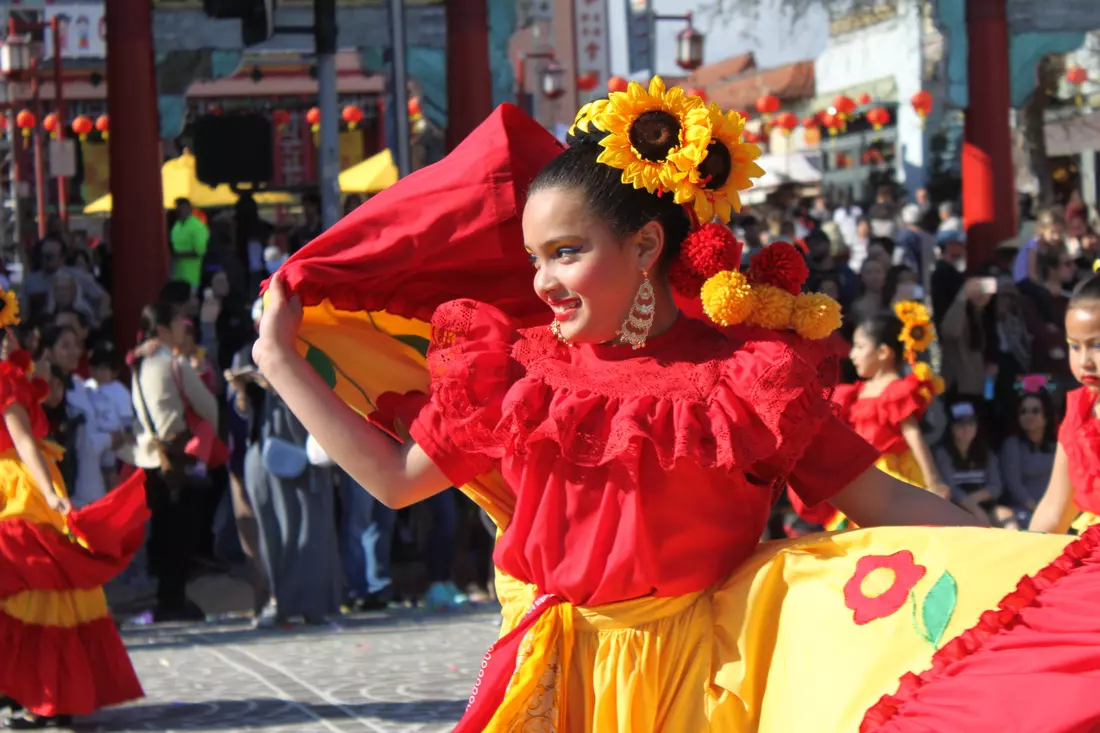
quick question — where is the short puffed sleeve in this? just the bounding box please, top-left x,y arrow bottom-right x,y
878,373 -> 935,426
408,299 -> 524,488
788,415 -> 880,507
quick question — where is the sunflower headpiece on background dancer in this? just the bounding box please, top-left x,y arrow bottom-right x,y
0,288 -> 21,330
894,300 -> 944,401
567,76 -> 842,340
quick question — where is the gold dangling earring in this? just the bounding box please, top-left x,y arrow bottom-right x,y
618,271 -> 655,350
549,319 -> 573,347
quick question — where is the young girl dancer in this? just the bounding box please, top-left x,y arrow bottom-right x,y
0,292 -> 148,729
1032,271 -> 1100,534
789,303 -> 947,529
258,83 -> 1100,732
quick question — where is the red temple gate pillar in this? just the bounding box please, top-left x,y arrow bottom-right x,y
106,0 -> 168,351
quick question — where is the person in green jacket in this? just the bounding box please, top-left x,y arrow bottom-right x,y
170,198 -> 209,290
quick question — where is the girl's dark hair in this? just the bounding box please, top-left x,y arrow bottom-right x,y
857,313 -> 905,363
39,324 -> 75,352
1070,271 -> 1100,306
1014,390 -> 1057,452
89,340 -> 124,373
943,401 -> 989,469
158,280 -> 194,307
528,142 -> 692,267
139,300 -> 177,338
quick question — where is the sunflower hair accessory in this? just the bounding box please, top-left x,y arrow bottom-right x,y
894,300 -> 934,364
695,240 -> 841,340
567,76 -> 764,225
0,289 -> 21,329
911,360 -> 945,402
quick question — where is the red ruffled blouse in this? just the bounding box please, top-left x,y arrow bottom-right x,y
409,300 -> 880,606
1058,387 -> 1100,515
831,374 -> 935,456
0,352 -> 50,452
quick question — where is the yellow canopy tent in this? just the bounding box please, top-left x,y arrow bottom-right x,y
82,149 -> 292,214
337,149 -> 398,194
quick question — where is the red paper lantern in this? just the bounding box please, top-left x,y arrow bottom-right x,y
305,106 -> 321,133
15,109 -> 35,140
755,94 -> 780,116
911,89 -> 934,121
857,92 -> 872,106
832,95 -> 856,120
407,97 -> 422,119
801,116 -> 818,130
42,113 -> 59,139
271,109 -> 290,132
341,104 -> 363,130
608,76 -> 629,94
865,106 -> 891,130
735,109 -> 751,122
773,111 -> 798,135
820,111 -> 841,136
71,115 -> 94,141
685,87 -> 708,103
1066,66 -> 1088,86
576,72 -> 599,92
95,114 -> 109,140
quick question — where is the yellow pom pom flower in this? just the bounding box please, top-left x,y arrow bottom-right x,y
912,361 -> 934,383
791,292 -> 842,340
0,289 -> 20,328
746,284 -> 795,329
701,270 -> 754,327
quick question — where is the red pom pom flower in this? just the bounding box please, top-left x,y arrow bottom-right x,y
748,241 -> 810,295
7,349 -> 32,374
668,223 -> 744,298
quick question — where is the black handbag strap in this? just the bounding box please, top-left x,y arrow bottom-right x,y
133,359 -> 161,440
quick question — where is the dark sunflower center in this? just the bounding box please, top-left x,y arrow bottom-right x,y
698,141 -> 732,190
628,111 -> 681,161
910,326 -> 925,341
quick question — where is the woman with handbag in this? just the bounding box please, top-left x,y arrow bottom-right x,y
0,299 -> 148,730
239,309 -> 342,626
129,300 -> 219,623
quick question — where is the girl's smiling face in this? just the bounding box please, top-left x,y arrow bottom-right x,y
522,186 -> 661,346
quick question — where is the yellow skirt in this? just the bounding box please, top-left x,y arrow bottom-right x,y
0,443 -> 70,533
479,526 -> 1077,733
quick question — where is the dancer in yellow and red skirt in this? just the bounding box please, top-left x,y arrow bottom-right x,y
0,290 -> 148,729
256,81 -> 1100,732
1032,269 -> 1100,535
790,302 -> 948,530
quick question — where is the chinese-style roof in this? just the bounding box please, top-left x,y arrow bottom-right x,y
707,60 -> 815,111
684,53 -> 757,88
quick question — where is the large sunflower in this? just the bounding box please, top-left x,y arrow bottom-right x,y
595,76 -> 711,197
677,103 -> 765,224
0,289 -> 20,328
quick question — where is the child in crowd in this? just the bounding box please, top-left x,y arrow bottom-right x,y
86,341 -> 133,487
1032,270 -> 1100,533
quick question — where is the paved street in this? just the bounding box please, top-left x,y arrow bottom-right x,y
76,608 -> 502,733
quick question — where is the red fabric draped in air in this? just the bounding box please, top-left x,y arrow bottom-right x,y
274,103 -> 563,326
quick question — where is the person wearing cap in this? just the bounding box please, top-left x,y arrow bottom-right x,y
931,229 -> 967,325
934,400 -> 1007,526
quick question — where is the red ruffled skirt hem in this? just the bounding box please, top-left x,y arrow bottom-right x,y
0,470 -> 149,596
862,524 -> 1100,732
0,610 -> 143,716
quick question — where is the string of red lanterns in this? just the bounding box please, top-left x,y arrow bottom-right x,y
15,110 -> 35,140
911,89 -> 933,128
95,114 -> 109,140
755,93 -> 780,118
772,111 -> 798,136
865,106 -> 891,131
71,115 -> 93,141
42,113 -> 59,140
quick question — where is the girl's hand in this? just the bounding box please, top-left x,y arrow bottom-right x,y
46,492 -> 72,515
133,338 -> 161,360
253,276 -> 302,374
